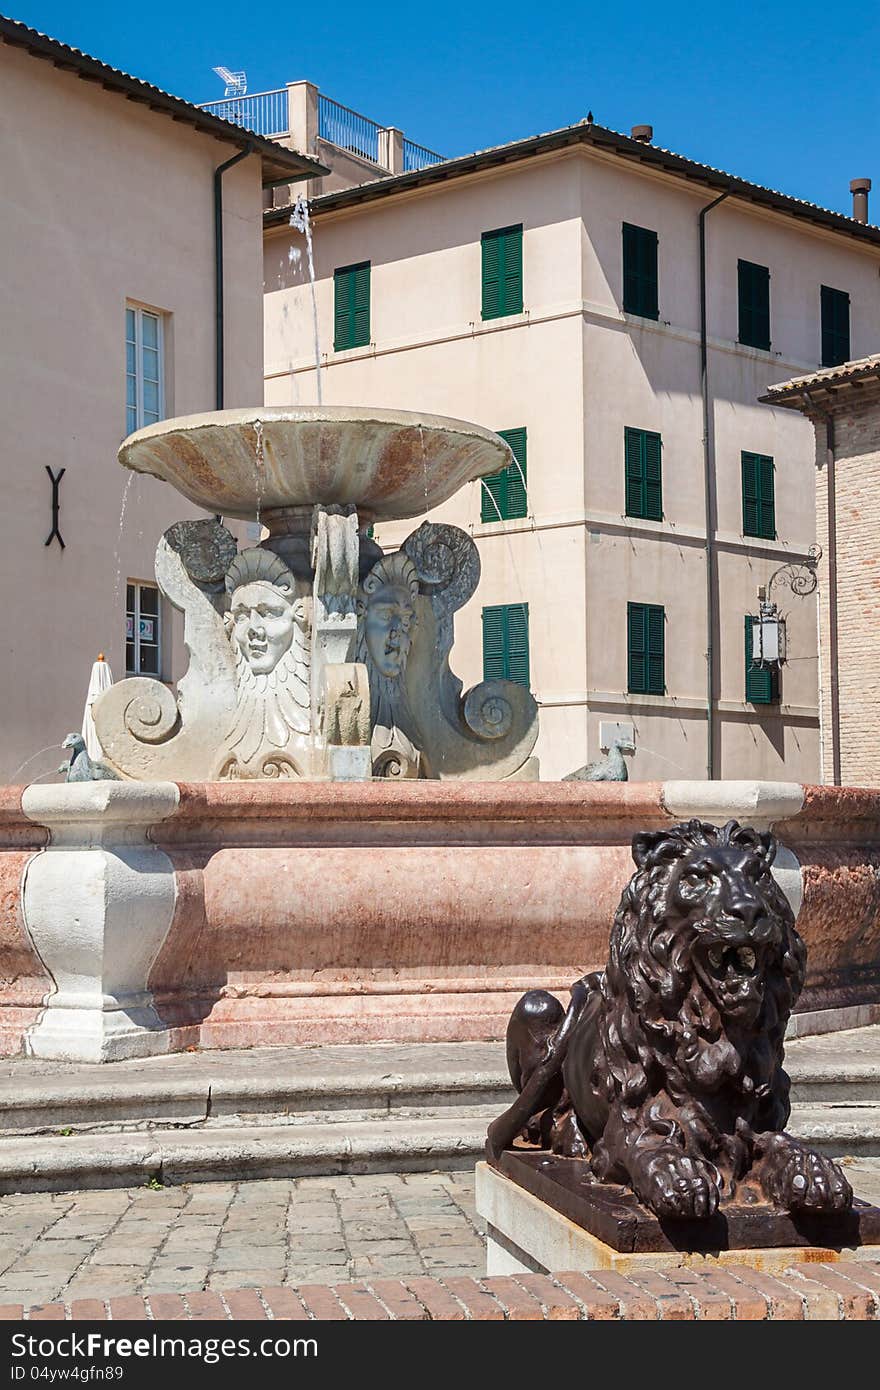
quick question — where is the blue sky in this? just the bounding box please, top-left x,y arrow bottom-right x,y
7,1 -> 880,217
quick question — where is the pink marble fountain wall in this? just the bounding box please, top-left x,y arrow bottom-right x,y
1,780 -> 879,1053
778,786 -> 880,1011
147,782 -> 664,1049
0,788 -> 50,1053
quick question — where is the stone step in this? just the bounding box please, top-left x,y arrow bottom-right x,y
788,1104 -> 880,1156
0,1102 -> 877,1195
3,1029 -> 878,1137
0,1043 -> 513,1137
0,1115 -> 492,1194
0,1031 -> 877,1191
4,1072 -> 876,1136
786,1024 -> 880,1105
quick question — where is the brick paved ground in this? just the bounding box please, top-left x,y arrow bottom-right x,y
1,1159 -> 878,1314
0,1170 -> 485,1310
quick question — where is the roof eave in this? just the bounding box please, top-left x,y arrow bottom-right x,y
0,15 -> 328,183
263,122 -> 880,248
760,358 -> 880,410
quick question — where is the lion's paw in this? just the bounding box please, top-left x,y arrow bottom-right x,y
633,1150 -> 720,1220
762,1140 -> 853,1213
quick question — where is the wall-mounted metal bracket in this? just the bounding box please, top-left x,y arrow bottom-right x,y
45,466 -> 65,550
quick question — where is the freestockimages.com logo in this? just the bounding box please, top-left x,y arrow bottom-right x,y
10,1332 -> 318,1369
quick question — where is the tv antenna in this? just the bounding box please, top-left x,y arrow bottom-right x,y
213,66 -> 248,98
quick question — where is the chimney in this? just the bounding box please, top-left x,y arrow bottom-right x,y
631,124 -> 653,144
850,178 -> 871,223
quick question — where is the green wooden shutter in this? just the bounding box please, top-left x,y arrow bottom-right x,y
742,452 -> 775,538
352,263 -> 370,346
482,226 -> 523,320
481,468 -> 506,523
758,454 -> 775,538
333,269 -> 348,351
742,452 -> 759,536
738,260 -> 770,350
482,603 -> 530,688
646,604 -> 665,693
334,262 -> 371,350
624,428 -> 662,520
821,285 -> 850,367
624,427 -> 644,516
481,232 -> 500,320
628,603 -> 664,694
482,605 -> 506,680
745,615 -> 779,704
627,603 -> 646,693
622,223 -> 659,319
506,602 -> 530,687
502,428 -> 528,517
482,428 -> 527,522
644,431 -> 662,520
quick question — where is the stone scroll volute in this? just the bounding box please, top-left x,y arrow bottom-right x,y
374,521 -> 538,780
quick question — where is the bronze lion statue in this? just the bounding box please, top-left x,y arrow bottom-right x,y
487,819 -> 853,1219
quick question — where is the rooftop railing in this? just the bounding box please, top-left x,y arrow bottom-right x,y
198,86 -> 446,171
198,87 -> 288,137
317,95 -> 380,163
403,138 -> 446,172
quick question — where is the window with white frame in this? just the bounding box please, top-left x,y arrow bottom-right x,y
125,305 -> 164,435
126,582 -> 161,676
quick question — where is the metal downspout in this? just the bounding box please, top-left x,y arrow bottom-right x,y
804,391 -> 840,784
215,145 -> 254,411
826,417 -> 842,785
699,191 -> 729,780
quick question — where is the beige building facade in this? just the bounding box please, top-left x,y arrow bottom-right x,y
0,18 -> 321,784
264,124 -> 880,780
763,355 -> 880,787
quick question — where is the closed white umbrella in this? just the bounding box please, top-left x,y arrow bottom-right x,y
81,653 -> 113,760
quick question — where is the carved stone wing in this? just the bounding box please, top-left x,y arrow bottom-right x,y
93,520 -> 239,780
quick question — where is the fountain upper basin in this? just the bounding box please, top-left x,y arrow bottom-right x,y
118,406 -> 513,523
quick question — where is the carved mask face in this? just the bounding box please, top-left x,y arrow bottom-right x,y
364,584 -> 415,679
228,581 -> 296,675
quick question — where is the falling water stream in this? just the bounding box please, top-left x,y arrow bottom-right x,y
509,453 -> 529,508
254,419 -> 265,531
9,744 -> 60,783
632,744 -> 690,774
480,481 -> 532,610
418,425 -> 429,516
113,473 -> 135,612
290,195 -> 323,405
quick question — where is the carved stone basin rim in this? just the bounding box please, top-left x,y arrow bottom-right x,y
118,406 -> 514,524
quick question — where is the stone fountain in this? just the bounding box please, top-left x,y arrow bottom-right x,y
1,409 -> 879,1066
93,406 -> 538,784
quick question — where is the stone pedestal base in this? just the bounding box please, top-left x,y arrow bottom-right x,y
20,784 -> 178,1063
23,1000 -> 171,1064
476,1162 -> 880,1277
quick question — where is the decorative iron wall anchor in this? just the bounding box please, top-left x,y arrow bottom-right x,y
44,466 -> 65,550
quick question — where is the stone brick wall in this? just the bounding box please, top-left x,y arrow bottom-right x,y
3,1264 -> 879,1321
813,383 -> 880,786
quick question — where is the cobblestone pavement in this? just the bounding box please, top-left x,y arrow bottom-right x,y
1,1160 -> 878,1312
0,1170 -> 486,1309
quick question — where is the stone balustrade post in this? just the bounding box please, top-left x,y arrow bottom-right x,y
378,126 -> 405,174
286,81 -> 319,153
